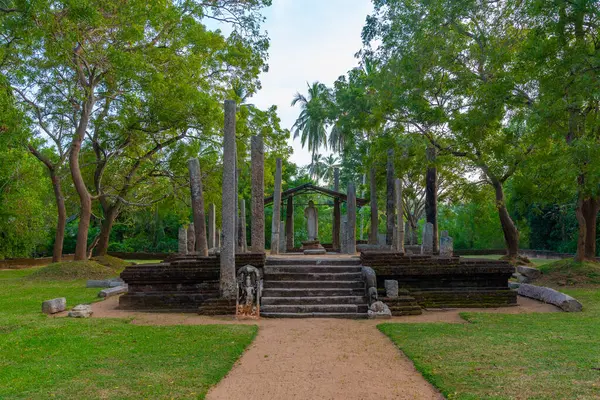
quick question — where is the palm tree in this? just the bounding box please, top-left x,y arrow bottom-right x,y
321,154 -> 340,187
307,153 -> 326,182
291,82 -> 330,159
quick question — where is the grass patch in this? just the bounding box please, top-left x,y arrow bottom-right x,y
91,255 -> 134,270
0,268 -> 257,399
537,259 -> 600,287
27,260 -> 119,281
379,289 -> 600,399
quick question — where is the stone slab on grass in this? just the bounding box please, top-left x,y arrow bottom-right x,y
518,283 -> 582,312
516,265 -> 542,280
98,285 -> 128,298
68,304 -> 93,318
86,278 -> 124,288
42,298 -> 66,314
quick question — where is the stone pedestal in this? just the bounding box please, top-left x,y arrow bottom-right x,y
301,240 -> 326,255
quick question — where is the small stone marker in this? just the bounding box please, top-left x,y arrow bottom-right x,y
384,280 -> 399,298
367,301 -> 392,319
178,226 -> 188,254
42,298 -> 66,314
439,231 -> 454,257
421,222 -> 434,255
68,304 -> 93,318
187,223 -> 195,253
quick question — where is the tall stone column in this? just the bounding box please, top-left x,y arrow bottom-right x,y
369,167 -> 378,245
271,158 -> 282,254
386,150 -> 395,246
188,158 -> 208,256
425,146 -> 439,253
178,226 -> 188,254
216,228 -> 221,248
208,203 -> 216,249
347,182 -> 357,254
220,100 -> 237,298
333,168 -> 341,251
239,198 -> 247,253
394,178 -> 405,253
359,173 -> 366,240
187,223 -> 195,254
250,135 -> 265,252
235,167 -> 240,253
286,196 -> 294,250
279,221 -> 286,253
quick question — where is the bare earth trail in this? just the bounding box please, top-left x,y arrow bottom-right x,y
82,297 -> 560,400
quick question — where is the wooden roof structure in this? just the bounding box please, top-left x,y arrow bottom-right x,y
264,183 -> 368,206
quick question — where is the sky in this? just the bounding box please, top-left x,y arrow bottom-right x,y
249,0 -> 374,167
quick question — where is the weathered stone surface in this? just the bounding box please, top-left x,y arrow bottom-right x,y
279,221 -> 286,253
216,229 -> 221,248
271,158 -> 282,254
99,285 -> 128,298
425,146 -> 438,253
421,222 -> 434,255
187,223 -> 195,253
384,280 -> 399,298
221,99 -> 237,298
188,158 -> 208,256
333,168 -> 341,250
513,272 -> 531,283
250,135 -> 265,252
508,281 -> 521,289
86,278 -> 123,288
518,284 -> 582,312
178,226 -> 187,254
68,304 -> 93,318
367,301 -> 392,319
208,203 -> 216,249
286,196 -> 294,250
303,248 -> 326,255
517,265 -> 542,280
42,298 -> 66,314
394,178 -> 404,252
369,167 -> 378,245
356,244 -> 393,252
347,183 -> 357,254
238,198 -> 247,253
386,150 -> 395,246
341,215 -> 348,254
439,231 -> 454,257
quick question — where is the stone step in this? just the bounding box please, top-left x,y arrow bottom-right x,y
261,296 -> 367,306
261,312 -> 368,319
262,288 -> 365,297
261,304 -> 368,314
263,280 -> 364,289
266,258 -> 361,266
265,272 -> 363,281
264,265 -> 362,274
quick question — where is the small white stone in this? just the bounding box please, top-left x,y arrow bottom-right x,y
68,304 -> 93,318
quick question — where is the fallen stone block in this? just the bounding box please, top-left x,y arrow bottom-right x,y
98,285 -> 128,298
508,282 -> 521,289
42,298 -> 66,314
513,272 -> 532,283
517,265 -> 542,280
87,278 -> 124,288
518,284 -> 582,312
367,301 -> 392,319
68,304 -> 93,318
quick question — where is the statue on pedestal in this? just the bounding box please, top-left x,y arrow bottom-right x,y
304,200 -> 319,241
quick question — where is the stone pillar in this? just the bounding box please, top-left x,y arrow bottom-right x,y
188,158 -> 208,256
369,167 -> 378,245
271,158 -> 282,254
187,223 -> 195,254
341,215 -> 348,254
332,168 -> 341,251
425,146 -> 439,253
208,203 -> 216,249
216,228 -> 221,248
279,221 -> 286,253
239,198 -> 247,253
220,99 -> 237,298
440,231 -> 454,257
386,150 -> 395,246
235,168 -> 240,253
421,222 -> 434,255
178,226 -> 188,254
286,196 -> 294,250
347,182 -> 357,254
250,135 -> 265,252
359,173 -> 366,240
394,178 -> 405,253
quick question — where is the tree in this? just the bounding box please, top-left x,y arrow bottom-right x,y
4,0 -> 271,260
291,81 -> 331,159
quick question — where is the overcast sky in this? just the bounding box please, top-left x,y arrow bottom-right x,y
249,0 -> 374,166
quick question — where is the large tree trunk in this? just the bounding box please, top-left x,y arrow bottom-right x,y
575,195 -> 600,261
51,171 -> 66,263
492,180 -> 519,258
70,96 -> 95,261
96,205 -> 119,257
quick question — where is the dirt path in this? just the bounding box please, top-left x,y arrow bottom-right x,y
206,318 -> 443,400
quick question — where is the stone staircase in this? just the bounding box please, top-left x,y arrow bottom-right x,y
261,257 -> 369,318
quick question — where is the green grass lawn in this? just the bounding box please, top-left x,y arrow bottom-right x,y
0,268 -> 257,399
379,288 -> 600,399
